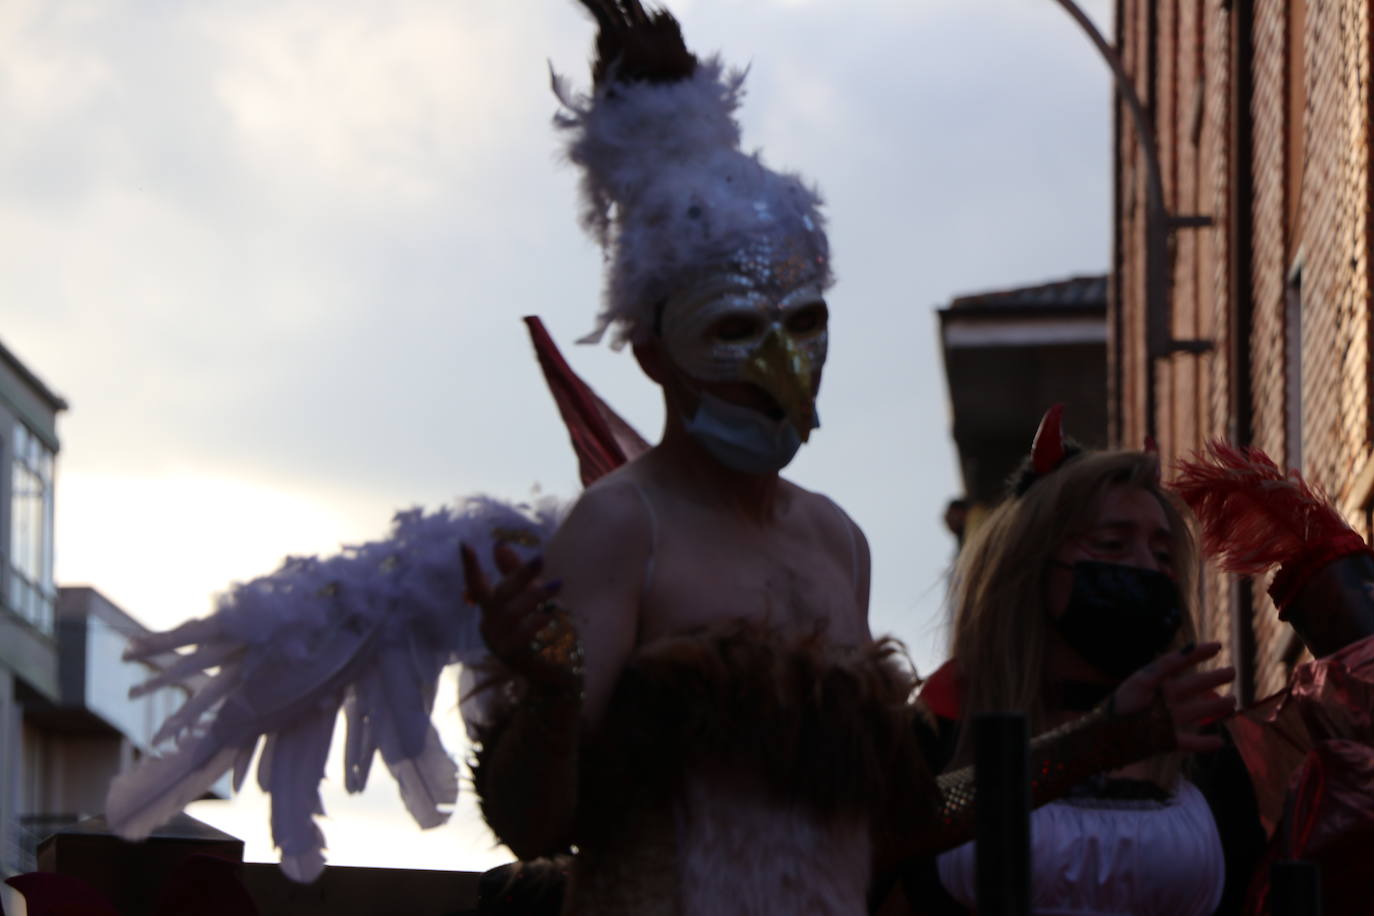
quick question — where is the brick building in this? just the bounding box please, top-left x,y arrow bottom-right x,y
1113,1 -> 1373,702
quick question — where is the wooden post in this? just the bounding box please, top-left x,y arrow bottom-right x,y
974,712 -> 1030,916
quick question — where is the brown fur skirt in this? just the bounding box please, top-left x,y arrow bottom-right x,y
567,623 -> 937,914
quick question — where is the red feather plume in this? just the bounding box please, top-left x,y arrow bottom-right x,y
1170,441 -> 1368,593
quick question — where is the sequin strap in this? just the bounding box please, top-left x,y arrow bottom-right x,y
913,696 -> 1176,856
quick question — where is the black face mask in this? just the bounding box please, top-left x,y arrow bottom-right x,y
1051,560 -> 1184,681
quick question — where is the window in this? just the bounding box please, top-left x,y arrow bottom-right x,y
9,423 -> 56,634
1285,267 -> 1303,471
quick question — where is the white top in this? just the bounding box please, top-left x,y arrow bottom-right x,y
936,778 -> 1226,916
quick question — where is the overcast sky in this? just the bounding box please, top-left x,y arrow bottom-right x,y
3,0 -> 1113,875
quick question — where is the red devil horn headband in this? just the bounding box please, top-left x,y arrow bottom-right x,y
1012,404 -> 1076,497
1031,404 -> 1067,475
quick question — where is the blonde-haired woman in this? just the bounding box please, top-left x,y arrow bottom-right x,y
897,409 -> 1264,916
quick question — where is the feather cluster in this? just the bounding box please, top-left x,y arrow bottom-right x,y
554,11 -> 831,346
575,0 -> 698,87
579,621 -> 928,831
105,496 -> 562,882
1170,442 -> 1367,603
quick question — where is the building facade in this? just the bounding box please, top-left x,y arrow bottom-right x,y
939,274 -> 1109,540
939,274 -> 1110,521
0,340 -> 65,873
1112,0 -> 1374,701
0,340 -> 202,876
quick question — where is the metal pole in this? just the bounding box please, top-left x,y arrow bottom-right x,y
974,713 -> 1031,916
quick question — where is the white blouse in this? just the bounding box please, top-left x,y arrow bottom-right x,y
936,778 -> 1226,916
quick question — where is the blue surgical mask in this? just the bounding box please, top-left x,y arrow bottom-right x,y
682,391 -> 816,475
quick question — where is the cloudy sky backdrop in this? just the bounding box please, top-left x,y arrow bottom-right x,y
3,0 -> 1113,874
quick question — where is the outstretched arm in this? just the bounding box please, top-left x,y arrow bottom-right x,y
900,642 -> 1235,859
466,479 -> 650,859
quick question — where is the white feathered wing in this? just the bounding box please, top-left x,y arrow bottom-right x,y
105,496 -> 562,882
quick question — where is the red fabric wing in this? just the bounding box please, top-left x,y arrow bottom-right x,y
524,316 -> 649,486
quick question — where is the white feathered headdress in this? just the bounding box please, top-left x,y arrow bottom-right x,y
557,0 -> 833,347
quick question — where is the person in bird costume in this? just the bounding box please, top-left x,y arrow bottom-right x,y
102,6 -> 1230,914
462,6 -> 1231,914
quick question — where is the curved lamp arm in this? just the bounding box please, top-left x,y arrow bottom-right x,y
1048,0 -> 1213,441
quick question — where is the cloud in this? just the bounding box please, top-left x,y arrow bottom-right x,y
6,0 -> 1122,652
201,2 -> 558,207
8,0 -> 1119,863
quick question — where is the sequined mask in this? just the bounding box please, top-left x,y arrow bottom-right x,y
659,234 -> 829,440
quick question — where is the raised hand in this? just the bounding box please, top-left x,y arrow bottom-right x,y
461,542 -> 583,694
1112,641 -> 1237,752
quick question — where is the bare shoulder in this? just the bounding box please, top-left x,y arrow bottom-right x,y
782,479 -> 872,620
547,463 -> 654,560
782,479 -> 866,545
544,463 -> 655,724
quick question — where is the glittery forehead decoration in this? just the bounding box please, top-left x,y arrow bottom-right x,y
729,221 -> 829,297
680,191 -> 829,303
